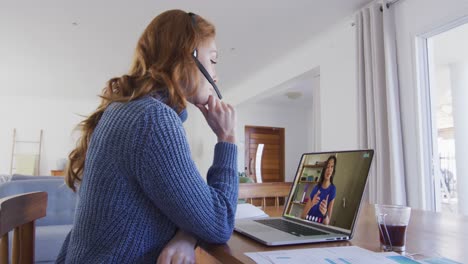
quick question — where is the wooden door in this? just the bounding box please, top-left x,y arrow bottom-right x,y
244,126 -> 285,182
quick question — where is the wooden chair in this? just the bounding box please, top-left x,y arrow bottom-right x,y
238,182 -> 292,209
0,192 -> 47,264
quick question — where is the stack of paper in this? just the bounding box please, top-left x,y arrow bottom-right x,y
235,203 -> 269,220
245,246 -> 462,264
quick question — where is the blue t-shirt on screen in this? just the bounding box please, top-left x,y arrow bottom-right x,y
306,184 -> 336,223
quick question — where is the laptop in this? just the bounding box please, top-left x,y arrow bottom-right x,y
234,150 -> 374,246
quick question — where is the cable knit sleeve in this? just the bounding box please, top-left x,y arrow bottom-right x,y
134,104 -> 238,244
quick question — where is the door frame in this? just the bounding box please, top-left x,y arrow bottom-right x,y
416,15 -> 468,211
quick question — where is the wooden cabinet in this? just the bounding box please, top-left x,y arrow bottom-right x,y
286,162 -> 325,218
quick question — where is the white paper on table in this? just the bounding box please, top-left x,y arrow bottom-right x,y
420,258 -> 462,264
235,203 -> 269,220
245,246 -> 419,264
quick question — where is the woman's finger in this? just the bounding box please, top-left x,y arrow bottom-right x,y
171,254 -> 183,264
156,251 -> 169,264
227,104 -> 235,115
207,95 -> 215,111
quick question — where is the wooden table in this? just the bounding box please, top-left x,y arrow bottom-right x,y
199,204 -> 468,263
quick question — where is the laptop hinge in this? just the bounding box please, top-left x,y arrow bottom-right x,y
285,217 -> 350,236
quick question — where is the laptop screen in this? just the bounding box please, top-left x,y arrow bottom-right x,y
283,150 -> 374,232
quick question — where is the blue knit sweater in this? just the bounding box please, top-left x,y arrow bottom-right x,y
56,96 -> 238,263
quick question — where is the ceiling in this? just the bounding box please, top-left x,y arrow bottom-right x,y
242,67 -> 320,108
0,0 -> 372,100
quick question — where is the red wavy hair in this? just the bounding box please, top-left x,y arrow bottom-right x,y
65,10 -> 215,191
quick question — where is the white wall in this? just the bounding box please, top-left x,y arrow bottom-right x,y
394,0 -> 468,209
236,104 -> 310,182
450,62 -> 468,215
226,18 -> 358,152
183,104 -> 217,179
0,96 -> 226,180
183,100 -> 314,182
183,101 -> 313,182
187,14 -> 358,183
308,72 -> 321,151
0,96 -> 98,175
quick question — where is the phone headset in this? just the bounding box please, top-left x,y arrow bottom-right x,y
188,12 -> 223,99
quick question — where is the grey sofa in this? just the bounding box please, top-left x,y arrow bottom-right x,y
0,176 -> 76,263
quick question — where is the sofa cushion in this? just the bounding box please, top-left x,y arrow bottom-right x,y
0,174 -> 12,183
11,174 -> 64,181
35,225 -> 72,262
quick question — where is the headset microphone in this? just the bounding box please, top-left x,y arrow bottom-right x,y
189,12 -> 223,100
192,50 -> 222,99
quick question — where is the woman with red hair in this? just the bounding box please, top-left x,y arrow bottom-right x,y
57,10 -> 237,263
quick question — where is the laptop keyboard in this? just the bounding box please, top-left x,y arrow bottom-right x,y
255,219 -> 328,237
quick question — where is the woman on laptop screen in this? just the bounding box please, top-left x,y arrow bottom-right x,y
301,155 -> 337,225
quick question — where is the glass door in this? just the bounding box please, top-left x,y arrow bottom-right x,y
425,22 -> 468,214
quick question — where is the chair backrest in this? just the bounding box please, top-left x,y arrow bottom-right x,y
0,191 -> 47,264
238,182 -> 292,208
0,179 -> 75,226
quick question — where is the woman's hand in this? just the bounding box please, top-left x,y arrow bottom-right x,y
157,230 -> 197,264
319,195 -> 329,216
301,190 -> 321,219
322,199 -> 335,225
312,190 -> 321,207
322,215 -> 330,225
301,199 -> 313,219
197,95 -> 236,143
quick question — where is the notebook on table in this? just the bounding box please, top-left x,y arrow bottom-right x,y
234,150 -> 374,246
